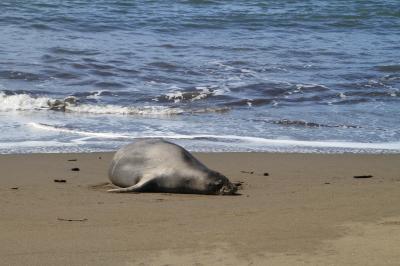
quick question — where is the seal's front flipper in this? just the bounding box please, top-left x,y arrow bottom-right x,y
107,179 -> 150,193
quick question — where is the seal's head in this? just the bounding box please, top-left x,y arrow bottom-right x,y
218,181 -> 238,195
207,171 -> 238,195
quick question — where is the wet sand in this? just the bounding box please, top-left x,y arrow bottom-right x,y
1,152 -> 400,265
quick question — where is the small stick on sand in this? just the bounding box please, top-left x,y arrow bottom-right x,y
57,218 -> 87,222
240,170 -> 254,174
353,175 -> 373,179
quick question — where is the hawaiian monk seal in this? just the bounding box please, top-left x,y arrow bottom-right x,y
108,139 -> 238,195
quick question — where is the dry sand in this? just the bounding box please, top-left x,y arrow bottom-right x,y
1,152 -> 400,265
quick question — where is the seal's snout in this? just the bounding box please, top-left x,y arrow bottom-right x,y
219,182 -> 238,195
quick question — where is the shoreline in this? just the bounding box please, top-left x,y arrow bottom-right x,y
1,152 -> 400,265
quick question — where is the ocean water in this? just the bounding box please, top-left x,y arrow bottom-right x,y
0,1 -> 399,153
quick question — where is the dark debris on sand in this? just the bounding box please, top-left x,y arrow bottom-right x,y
353,175 -> 373,179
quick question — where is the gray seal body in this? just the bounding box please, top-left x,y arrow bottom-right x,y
108,139 -> 237,195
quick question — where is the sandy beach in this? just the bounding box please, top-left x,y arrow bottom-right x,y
2,1 -> 399,265
1,152 -> 400,265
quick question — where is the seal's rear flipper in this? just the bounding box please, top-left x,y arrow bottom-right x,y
107,179 -> 149,193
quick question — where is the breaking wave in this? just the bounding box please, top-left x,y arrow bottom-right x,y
156,86 -> 230,103
0,91 -> 183,115
0,91 -> 51,111
67,104 -> 184,115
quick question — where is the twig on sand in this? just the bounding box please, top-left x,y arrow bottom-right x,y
57,217 -> 88,222
353,175 -> 373,179
240,170 -> 254,174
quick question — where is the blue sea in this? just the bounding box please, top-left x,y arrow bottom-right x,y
0,1 -> 399,153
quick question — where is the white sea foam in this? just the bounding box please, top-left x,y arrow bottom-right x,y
191,87 -> 216,101
67,104 -> 184,115
86,90 -> 106,100
388,88 -> 398,97
240,68 -> 254,74
210,61 -> 235,70
28,122 -> 133,138
28,122 -> 400,151
295,83 -> 329,90
0,92 -> 184,115
164,90 -> 184,103
0,91 -> 50,111
164,86 -> 229,103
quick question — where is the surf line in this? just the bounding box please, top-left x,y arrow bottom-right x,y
28,122 -> 400,150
